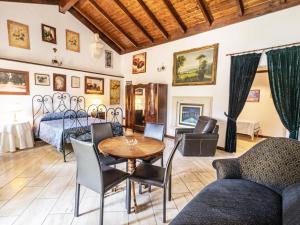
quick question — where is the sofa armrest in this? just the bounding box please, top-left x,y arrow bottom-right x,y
175,128 -> 195,135
283,182 -> 300,225
212,158 -> 241,179
183,132 -> 219,140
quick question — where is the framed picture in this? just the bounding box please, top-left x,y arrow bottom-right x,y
173,44 -> 218,86
71,76 -> 80,88
110,80 -> 120,105
66,29 -> 80,52
53,74 -> 66,92
105,50 -> 113,68
247,90 -> 260,102
34,73 -> 50,86
132,52 -> 146,74
0,69 -> 30,95
85,76 -> 104,95
178,103 -> 204,127
134,88 -> 143,96
7,20 -> 30,49
41,24 -> 56,44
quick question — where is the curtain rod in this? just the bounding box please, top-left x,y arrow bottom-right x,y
0,57 -> 124,78
226,41 -> 300,56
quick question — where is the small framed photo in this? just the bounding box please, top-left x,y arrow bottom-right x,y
35,73 -> 50,86
7,20 -> 30,49
247,90 -> 260,102
66,29 -> 80,52
53,74 -> 66,92
85,76 -> 104,95
41,24 -> 56,44
71,76 -> 80,88
132,52 -> 146,74
105,50 -> 113,68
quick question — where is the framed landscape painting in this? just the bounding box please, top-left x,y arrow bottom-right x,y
53,74 -> 66,92
35,73 -> 50,86
0,69 -> 30,95
7,20 -> 30,49
110,80 -> 120,105
85,76 -> 104,95
66,29 -> 80,52
247,89 -> 260,102
132,52 -> 146,74
41,24 -> 56,44
173,44 -> 218,86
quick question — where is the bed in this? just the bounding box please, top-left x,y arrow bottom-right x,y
236,120 -> 261,140
32,93 -> 123,161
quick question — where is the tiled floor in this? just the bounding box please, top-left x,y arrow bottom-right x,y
0,136 -> 263,225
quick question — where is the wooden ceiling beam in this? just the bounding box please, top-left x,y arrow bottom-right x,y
236,0 -> 245,16
137,0 -> 169,40
59,0 -> 79,13
280,0 -> 287,3
89,0 -> 138,48
113,0 -> 154,43
162,0 -> 187,33
70,7 -> 124,53
197,0 -> 213,25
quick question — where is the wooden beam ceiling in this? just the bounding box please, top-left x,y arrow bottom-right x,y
0,0 -> 58,4
236,0 -> 245,16
136,0 -> 169,40
59,0 -> 79,13
70,7 -> 124,53
113,0 -> 154,43
88,0 -> 138,48
162,0 -> 187,33
197,0 -> 213,25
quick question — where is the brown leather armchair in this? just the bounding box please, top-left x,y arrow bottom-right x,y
175,116 -> 219,156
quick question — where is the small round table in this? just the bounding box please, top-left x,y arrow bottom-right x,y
98,135 -> 165,212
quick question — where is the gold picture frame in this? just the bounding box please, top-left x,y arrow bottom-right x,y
7,20 -> 30,49
110,80 -> 120,105
173,44 -> 218,86
132,52 -> 146,74
66,29 -> 80,52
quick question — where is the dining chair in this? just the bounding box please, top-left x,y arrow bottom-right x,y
71,138 -> 129,225
91,122 -> 127,168
127,138 -> 182,223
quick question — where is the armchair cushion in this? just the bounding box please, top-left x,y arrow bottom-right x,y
194,116 -> 217,134
283,182 -> 300,225
170,179 -> 282,225
212,158 -> 241,179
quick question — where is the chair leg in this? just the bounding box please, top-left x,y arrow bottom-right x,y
163,186 -> 167,223
74,183 -> 80,217
168,175 -> 172,201
148,185 -> 152,193
126,179 -> 131,214
126,162 -> 128,173
161,155 -> 164,167
99,194 -> 104,225
139,184 -> 142,194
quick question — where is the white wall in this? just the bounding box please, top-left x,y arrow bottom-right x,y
0,2 -> 124,124
121,6 -> 300,145
238,73 -> 285,137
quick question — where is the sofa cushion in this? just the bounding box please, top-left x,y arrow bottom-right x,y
170,179 -> 281,225
283,182 -> 300,225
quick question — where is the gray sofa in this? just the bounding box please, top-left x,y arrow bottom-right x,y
170,138 -> 300,225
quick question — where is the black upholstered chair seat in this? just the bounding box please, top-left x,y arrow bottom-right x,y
102,165 -> 129,192
99,154 -> 127,166
130,163 -> 165,187
171,179 -> 282,225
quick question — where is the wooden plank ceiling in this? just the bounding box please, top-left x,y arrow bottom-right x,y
4,0 -> 300,54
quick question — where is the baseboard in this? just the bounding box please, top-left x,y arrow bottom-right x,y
258,134 -> 272,138
217,146 -> 225,150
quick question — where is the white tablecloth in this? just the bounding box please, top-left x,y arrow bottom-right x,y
237,120 -> 261,139
0,121 -> 34,153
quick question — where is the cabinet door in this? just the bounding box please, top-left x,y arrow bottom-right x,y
125,85 -> 134,128
145,83 -> 158,123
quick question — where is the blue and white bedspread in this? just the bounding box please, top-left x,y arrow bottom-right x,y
34,114 -> 124,152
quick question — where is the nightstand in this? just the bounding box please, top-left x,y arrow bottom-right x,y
0,121 -> 34,153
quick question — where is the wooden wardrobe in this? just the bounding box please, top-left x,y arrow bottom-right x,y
125,83 -> 168,132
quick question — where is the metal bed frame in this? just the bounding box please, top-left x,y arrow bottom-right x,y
32,92 -> 123,162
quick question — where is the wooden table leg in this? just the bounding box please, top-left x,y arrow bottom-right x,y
128,159 -> 138,213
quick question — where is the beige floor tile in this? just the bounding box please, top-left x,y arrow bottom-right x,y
42,213 -> 74,225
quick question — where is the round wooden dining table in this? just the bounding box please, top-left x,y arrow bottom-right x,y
98,135 -> 165,212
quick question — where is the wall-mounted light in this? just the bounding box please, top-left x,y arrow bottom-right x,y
51,48 -> 63,66
157,63 -> 166,72
90,33 -> 104,59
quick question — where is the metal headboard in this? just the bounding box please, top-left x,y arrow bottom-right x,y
32,92 -> 86,124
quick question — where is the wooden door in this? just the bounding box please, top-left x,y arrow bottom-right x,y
125,84 -> 134,128
145,83 -> 158,123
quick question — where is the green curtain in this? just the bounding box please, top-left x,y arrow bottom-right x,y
267,46 -> 300,139
225,53 -> 262,152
